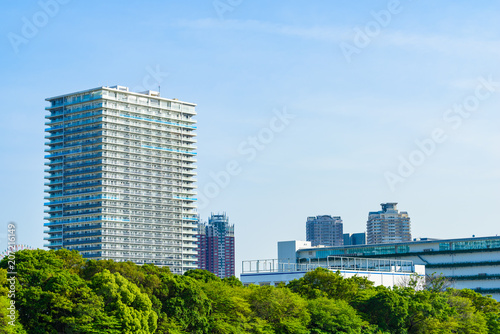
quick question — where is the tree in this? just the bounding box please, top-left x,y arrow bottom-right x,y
15,269 -> 120,333
200,280 -> 254,333
0,268 -> 27,334
451,288 -> 500,333
398,288 -> 455,334
222,276 -> 243,287
155,274 -> 212,333
246,285 -> 310,334
90,269 -> 157,333
0,250 -> 120,333
443,290 -> 489,334
184,269 -> 220,283
354,286 -> 409,334
307,296 -> 369,334
287,267 -> 373,301
425,272 -> 454,293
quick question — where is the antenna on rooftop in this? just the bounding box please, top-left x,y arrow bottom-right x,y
158,85 -> 161,96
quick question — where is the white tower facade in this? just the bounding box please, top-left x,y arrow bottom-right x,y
44,85 -> 198,273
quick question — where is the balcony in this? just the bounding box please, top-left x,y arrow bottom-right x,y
64,203 -> 102,211
62,209 -> 102,217
43,235 -> 63,241
46,214 -> 63,219
63,166 -> 103,176
64,238 -> 102,246
64,124 -> 102,135
45,194 -> 108,206
45,108 -> 103,125
45,159 -> 64,165
45,241 -> 63,247
46,172 -> 64,178
45,137 -> 64,145
64,223 -> 102,232
64,174 -> 102,183
46,124 -> 65,132
44,221 -> 63,227
44,228 -> 63,233
64,132 -> 103,142
83,253 -> 102,258
44,145 -> 103,159
45,132 -> 65,139
44,216 -> 103,226
44,207 -> 63,213
64,152 -> 102,162
63,160 -> 103,169
67,245 -> 102,251
46,93 -> 103,110
44,180 -> 63,186
64,231 -> 103,239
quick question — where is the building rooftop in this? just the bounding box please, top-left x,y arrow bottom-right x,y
45,85 -> 196,106
242,256 -> 416,275
295,235 -> 500,258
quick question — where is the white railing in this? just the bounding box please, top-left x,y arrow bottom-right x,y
242,256 -> 414,274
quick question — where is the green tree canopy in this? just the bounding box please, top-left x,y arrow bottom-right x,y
247,285 -> 310,334
90,269 -> 157,334
307,296 -> 370,334
288,267 -> 373,301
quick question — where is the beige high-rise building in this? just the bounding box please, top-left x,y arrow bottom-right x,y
366,203 -> 411,244
306,215 -> 343,247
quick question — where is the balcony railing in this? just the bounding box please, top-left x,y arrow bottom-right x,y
242,257 -> 415,274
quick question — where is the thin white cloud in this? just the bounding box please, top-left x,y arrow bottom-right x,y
380,31 -> 500,56
174,18 -> 349,42
174,18 -> 500,56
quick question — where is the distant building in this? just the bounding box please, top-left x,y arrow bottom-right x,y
343,232 -> 366,246
197,213 -> 235,278
306,215 -> 343,247
278,240 -> 312,262
366,203 -> 411,244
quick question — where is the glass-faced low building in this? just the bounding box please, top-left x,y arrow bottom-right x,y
291,235 -> 500,300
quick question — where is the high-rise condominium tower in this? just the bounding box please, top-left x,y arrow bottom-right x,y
44,85 -> 197,273
197,213 -> 235,278
366,203 -> 411,244
306,215 -> 344,247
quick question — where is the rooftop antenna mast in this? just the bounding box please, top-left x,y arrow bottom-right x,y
158,85 -> 161,96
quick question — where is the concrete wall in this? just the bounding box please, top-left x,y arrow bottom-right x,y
241,268 -> 424,289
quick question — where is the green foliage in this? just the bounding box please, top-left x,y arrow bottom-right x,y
2,249 -> 500,334
307,296 -> 368,334
354,286 -> 409,333
0,249 -> 121,334
397,288 -> 452,333
288,267 -> 373,301
247,285 -> 310,334
184,269 -> 221,283
155,273 -> 212,333
90,269 -> 158,333
201,279 -> 254,333
222,275 -> 244,287
0,268 -> 27,334
444,292 -> 488,334
449,288 -> 500,333
425,272 -> 453,293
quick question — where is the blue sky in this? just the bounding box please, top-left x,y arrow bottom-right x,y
1,1 -> 499,273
